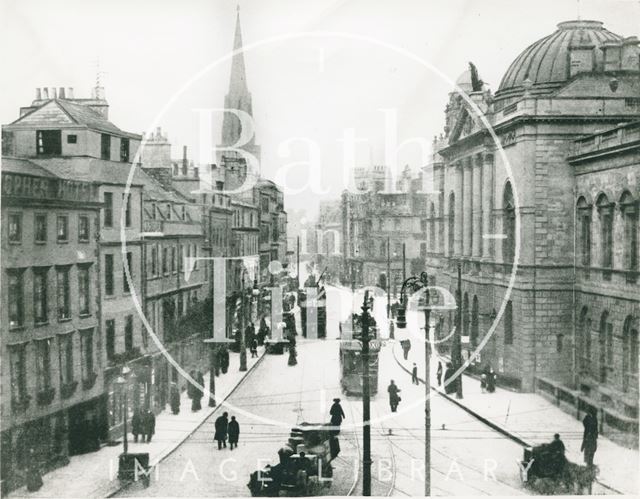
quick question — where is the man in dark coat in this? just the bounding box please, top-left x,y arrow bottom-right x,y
436,361 -> 443,386
143,409 -> 156,443
411,363 -> 419,385
387,380 -> 401,412
329,398 -> 346,432
250,338 -> 258,358
132,409 -> 143,443
581,408 -> 598,466
228,415 -> 240,450
444,362 -> 456,394
401,339 -> 411,360
214,412 -> 229,450
170,382 -> 180,414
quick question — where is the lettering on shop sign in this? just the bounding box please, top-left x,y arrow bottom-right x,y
2,173 -> 97,202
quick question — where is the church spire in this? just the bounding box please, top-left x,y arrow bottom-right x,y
220,5 -> 261,165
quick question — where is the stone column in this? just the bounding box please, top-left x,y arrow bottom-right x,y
472,154 -> 483,258
454,161 -> 463,256
463,157 -> 473,256
481,152 -> 494,259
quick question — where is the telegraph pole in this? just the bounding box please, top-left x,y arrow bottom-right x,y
455,262 -> 463,398
387,236 -> 392,337
402,242 -> 406,282
360,290 -> 372,496
423,276 -> 431,497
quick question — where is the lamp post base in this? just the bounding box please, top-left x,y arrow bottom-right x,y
239,350 -> 248,371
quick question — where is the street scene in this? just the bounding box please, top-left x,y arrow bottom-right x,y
1,0 -> 639,497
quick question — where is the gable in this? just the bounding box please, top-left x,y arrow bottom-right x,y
13,100 -> 75,126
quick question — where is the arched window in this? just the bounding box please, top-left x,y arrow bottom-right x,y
504,300 -> 513,345
597,194 -> 613,275
420,242 -> 427,259
620,191 -> 638,278
471,295 -> 479,346
448,192 -> 455,255
622,316 -> 639,392
578,306 -> 591,372
577,197 -> 592,269
429,202 -> 436,251
503,182 -> 515,263
599,311 -> 611,383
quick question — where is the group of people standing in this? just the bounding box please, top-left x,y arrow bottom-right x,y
132,408 -> 156,443
188,370 -> 206,411
213,412 -> 241,450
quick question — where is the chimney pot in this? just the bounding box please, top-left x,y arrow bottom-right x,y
67,87 -> 74,99
36,88 -> 42,100
58,87 -> 66,99
50,87 -> 57,99
42,88 -> 49,99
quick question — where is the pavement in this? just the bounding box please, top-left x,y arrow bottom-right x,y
391,339 -> 640,496
9,348 -> 265,499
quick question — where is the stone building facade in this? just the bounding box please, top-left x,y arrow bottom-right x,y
421,20 -> 639,439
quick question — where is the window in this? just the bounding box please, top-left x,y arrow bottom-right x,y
556,334 -> 564,353
59,333 -> 74,385
193,245 -> 198,269
122,193 -> 131,227
105,254 -> 114,296
78,266 -> 91,316
448,192 -> 455,255
177,293 -> 184,317
106,319 -> 115,360
125,315 -> 133,351
261,196 -> 269,213
216,181 -> 224,191
622,316 -> 638,392
56,215 -> 68,242
597,194 -> 613,272
103,192 -> 113,227
56,266 -> 71,320
101,134 -> 111,160
8,270 -> 24,328
123,252 -> 132,293
151,203 -> 157,220
620,192 -> 638,274
380,241 -> 386,258
33,268 -> 49,323
151,245 -> 158,276
178,245 -> 183,272
578,307 -> 590,372
9,344 -> 27,407
78,215 -> 90,242
80,329 -> 94,379
420,242 -> 427,259
67,134 -> 77,144
36,130 -> 61,155
504,300 -> 513,345
471,296 -> 479,346
35,339 -> 52,392
35,214 -> 47,243
120,138 -> 130,162
577,197 -> 591,267
8,213 -> 21,243
166,204 -> 172,220
429,202 -> 436,251
162,247 -> 168,274
420,219 -> 427,233
503,182 -> 515,264
171,246 -> 176,273
599,311 -> 609,383
181,205 -> 186,220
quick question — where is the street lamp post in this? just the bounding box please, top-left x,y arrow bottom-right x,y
454,262 -> 463,399
386,236 -> 391,334
360,290 -> 372,496
239,268 -> 259,372
396,271 -> 430,497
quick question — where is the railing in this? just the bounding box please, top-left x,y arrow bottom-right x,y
571,121 -> 640,156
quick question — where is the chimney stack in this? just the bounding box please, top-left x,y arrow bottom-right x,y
182,145 -> 188,175
58,87 -> 66,99
42,88 -> 49,99
602,41 -> 622,72
621,36 -> 640,71
36,88 -> 42,100
67,87 -> 74,99
50,87 -> 57,99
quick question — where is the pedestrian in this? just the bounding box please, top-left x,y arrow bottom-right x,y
486,366 -> 496,393
26,448 -> 43,492
329,398 -> 346,432
389,320 -> 395,339
170,382 -> 180,414
143,409 -> 156,443
436,361 -> 443,386
411,363 -> 419,385
214,411 -> 229,450
581,407 -> 598,467
480,373 -> 487,393
387,380 -> 401,412
196,371 -> 205,409
402,339 -> 411,360
132,408 -> 143,443
228,415 -> 240,450
250,338 -> 258,358
258,317 -> 269,346
444,362 -> 456,394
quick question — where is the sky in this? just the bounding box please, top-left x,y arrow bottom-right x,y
1,0 -> 639,218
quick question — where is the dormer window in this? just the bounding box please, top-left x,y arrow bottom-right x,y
36,130 -> 61,155
101,134 -> 111,160
181,205 -> 186,220
120,138 -> 130,162
166,204 -> 171,220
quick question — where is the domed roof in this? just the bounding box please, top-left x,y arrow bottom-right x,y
497,20 -> 623,95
